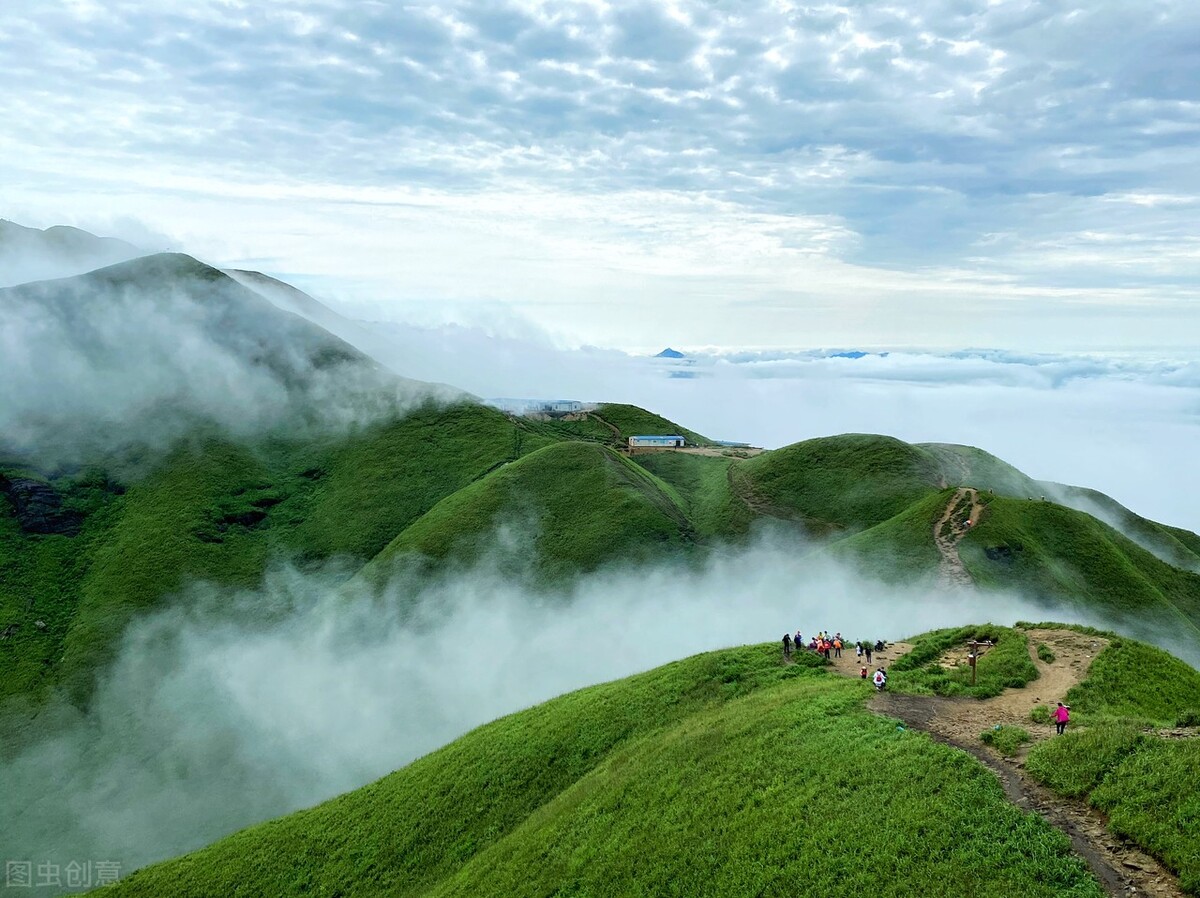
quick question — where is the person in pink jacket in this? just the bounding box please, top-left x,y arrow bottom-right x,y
1054,702 -> 1070,735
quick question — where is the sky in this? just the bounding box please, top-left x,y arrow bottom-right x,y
3,0 -> 1200,350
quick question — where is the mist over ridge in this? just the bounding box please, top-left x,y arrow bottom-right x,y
0,534 -> 1159,878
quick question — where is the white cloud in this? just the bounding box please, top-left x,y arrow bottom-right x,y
2,0 -> 1199,349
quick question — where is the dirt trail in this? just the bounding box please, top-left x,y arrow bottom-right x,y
824,629 -> 1185,898
934,488 -> 984,589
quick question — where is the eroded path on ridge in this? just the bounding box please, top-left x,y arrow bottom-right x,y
826,628 -> 1186,898
934,487 -> 984,589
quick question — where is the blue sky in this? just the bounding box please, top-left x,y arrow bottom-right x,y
3,0 -> 1199,349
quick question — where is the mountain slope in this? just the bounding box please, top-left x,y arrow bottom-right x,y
734,433 -> 944,533
96,645 -> 1105,898
0,219 -> 141,286
365,441 -> 692,582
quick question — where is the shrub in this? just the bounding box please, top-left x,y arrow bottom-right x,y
1036,643 -> 1056,663
1176,709 -> 1200,728
1029,705 -> 1051,725
980,725 -> 1031,757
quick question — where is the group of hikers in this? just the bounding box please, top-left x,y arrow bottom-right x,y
779,629 -> 1074,733
781,630 -> 891,689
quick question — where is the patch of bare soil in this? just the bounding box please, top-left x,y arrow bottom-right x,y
825,628 -> 1185,898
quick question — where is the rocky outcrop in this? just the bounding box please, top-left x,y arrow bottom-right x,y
0,474 -> 82,536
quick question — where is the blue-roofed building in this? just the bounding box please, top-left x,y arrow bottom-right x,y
628,435 -> 685,448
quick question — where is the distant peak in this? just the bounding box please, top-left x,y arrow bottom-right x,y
655,347 -> 686,359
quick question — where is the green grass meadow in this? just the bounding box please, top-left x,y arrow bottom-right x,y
100,647 -> 1103,898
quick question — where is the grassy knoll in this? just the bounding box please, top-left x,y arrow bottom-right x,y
919,442 -> 1043,496
736,434 -> 942,531
591,403 -> 714,446
366,441 -> 693,581
100,647 -> 1101,898
889,625 -> 1038,698
830,490 -> 948,582
961,498 -> 1200,633
285,402 -> 554,560
980,724 -> 1031,757
1062,636 -> 1200,725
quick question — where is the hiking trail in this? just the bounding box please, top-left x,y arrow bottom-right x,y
826,628 -> 1185,898
934,487 -> 983,589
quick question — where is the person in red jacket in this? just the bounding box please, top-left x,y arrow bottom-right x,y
1054,702 -> 1070,735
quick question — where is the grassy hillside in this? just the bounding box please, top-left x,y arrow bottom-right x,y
99,645 -> 1103,898
634,451 -> 755,539
735,434 -> 943,532
366,441 -> 693,581
830,490 -> 949,582
592,402 -> 714,445
0,402 -> 557,706
959,498 -> 1200,633
918,442 -> 1044,496
1051,485 -> 1200,572
1021,627 -> 1200,892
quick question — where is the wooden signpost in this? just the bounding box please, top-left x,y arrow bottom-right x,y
966,639 -> 995,685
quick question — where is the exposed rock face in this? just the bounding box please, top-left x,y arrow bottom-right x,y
0,475 -> 82,535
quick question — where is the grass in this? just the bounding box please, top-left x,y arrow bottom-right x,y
1063,636 -> 1200,725
591,403 -> 714,446
1022,629 -> 1200,893
634,451 -> 755,539
3,401 -> 558,707
980,725 -> 1031,756
1026,725 -> 1147,798
1028,728 -> 1200,893
1037,643 -> 1056,663
365,441 -> 693,583
285,402 -> 556,561
101,646 -> 1102,898
735,433 -> 943,531
960,497 -> 1200,635
830,490 -> 949,583
889,625 -> 1039,699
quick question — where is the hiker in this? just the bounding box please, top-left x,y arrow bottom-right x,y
795,630 -> 803,649
856,642 -> 863,661
823,641 -> 832,661
872,668 -> 887,691
865,644 -> 873,664
860,666 -> 868,680
1053,702 -> 1070,735
809,637 -> 818,652
782,633 -> 793,659
874,639 -> 885,652
833,637 -> 842,658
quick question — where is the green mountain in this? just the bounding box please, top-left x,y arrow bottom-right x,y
3,240 -> 1200,897
96,628 -> 1200,897
4,257 -> 1200,712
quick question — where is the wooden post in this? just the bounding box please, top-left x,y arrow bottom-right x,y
969,639 -> 978,685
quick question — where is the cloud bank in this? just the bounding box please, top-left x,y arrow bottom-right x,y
0,540 -> 1143,883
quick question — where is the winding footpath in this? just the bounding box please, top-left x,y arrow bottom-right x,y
827,630 -> 1185,898
934,487 -> 984,589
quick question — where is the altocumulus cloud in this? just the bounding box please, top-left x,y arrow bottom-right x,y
3,0 -> 1199,348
